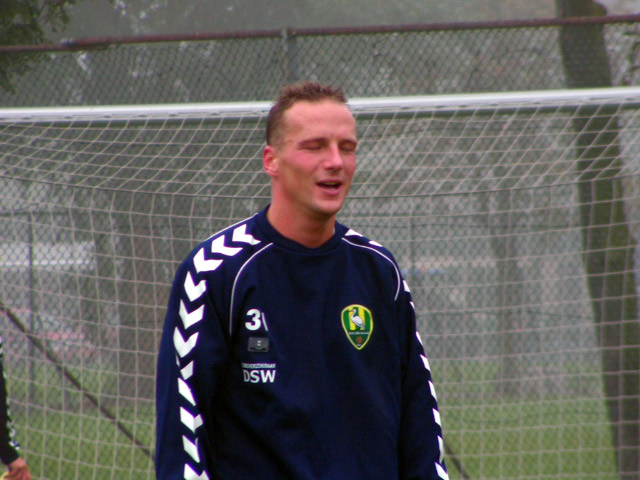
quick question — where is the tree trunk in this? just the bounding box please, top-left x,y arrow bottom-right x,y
556,1 -> 640,478
485,189 -> 524,396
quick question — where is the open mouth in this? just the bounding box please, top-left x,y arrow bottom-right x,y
318,181 -> 342,191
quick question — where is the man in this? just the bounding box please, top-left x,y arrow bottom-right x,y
0,339 -> 30,480
156,82 -> 447,480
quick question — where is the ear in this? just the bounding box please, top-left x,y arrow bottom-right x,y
263,145 -> 278,178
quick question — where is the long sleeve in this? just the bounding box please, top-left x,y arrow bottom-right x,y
397,280 -> 448,480
0,339 -> 20,467
155,258 -> 230,480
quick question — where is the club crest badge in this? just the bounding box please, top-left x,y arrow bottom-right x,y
341,304 -> 373,350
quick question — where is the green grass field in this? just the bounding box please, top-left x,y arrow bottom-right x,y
10,405 -> 153,480
442,396 -> 618,479
6,358 -> 620,479
437,358 -> 619,480
8,361 -> 155,480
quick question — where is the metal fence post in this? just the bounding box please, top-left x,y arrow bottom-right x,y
281,28 -> 297,85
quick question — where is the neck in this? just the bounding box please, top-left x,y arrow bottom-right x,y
266,204 -> 336,248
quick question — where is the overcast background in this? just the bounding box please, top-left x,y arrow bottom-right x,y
49,0 -> 640,40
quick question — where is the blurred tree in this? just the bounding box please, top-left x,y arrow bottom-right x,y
557,1 -> 640,479
0,0 -> 82,92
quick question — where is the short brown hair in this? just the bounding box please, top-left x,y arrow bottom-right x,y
265,82 -> 348,146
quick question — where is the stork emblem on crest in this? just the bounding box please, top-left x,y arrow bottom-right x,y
341,304 -> 373,350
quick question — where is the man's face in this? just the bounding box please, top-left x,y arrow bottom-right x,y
264,99 -> 357,222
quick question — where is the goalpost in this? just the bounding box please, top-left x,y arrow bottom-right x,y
1,87 -> 640,479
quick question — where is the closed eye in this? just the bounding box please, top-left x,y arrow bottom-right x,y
300,140 -> 324,151
340,141 -> 357,153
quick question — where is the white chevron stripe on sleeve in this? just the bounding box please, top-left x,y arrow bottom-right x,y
183,435 -> 201,462
421,354 -> 431,372
433,408 -> 441,427
178,378 -> 196,406
173,328 -> 199,358
194,248 -> 222,273
179,301 -> 204,330
184,272 -> 206,302
233,224 -> 260,245
438,436 -> 444,463
436,463 -> 449,480
184,464 -> 210,480
180,407 -> 203,433
429,380 -> 437,400
211,235 -> 242,256
181,361 -> 194,380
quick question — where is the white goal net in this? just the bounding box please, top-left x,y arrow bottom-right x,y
1,87 -> 639,479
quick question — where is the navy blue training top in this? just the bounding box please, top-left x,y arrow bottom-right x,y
0,339 -> 20,467
155,207 -> 447,480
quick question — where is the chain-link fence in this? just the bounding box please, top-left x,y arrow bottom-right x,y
1,15 -> 640,106
1,14 -> 640,480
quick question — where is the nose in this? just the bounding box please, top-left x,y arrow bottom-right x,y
323,143 -> 344,170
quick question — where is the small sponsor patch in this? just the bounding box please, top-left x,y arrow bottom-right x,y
248,336 -> 269,352
341,304 -> 373,350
